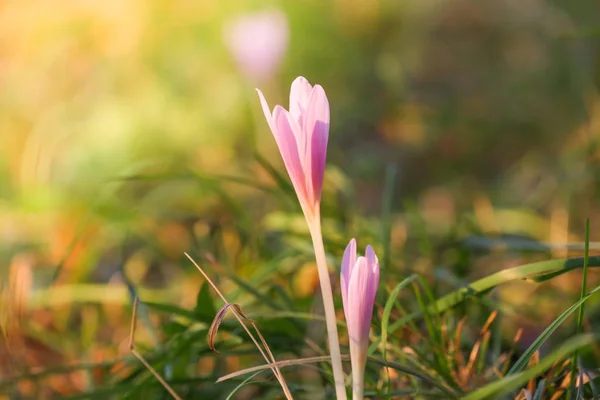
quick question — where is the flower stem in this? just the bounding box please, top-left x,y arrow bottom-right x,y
350,347 -> 365,400
308,217 -> 347,400
352,379 -> 364,400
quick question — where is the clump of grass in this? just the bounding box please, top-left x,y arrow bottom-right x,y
3,169 -> 600,399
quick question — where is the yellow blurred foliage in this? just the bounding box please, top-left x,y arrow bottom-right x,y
293,261 -> 319,298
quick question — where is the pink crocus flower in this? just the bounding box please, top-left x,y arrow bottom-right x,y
256,77 -> 329,219
341,238 -> 380,400
224,10 -> 289,83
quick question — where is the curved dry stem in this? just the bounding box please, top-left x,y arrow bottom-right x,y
185,252 -> 293,400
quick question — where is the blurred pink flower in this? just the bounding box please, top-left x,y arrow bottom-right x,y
224,10 -> 288,82
256,77 -> 329,218
340,238 -> 380,399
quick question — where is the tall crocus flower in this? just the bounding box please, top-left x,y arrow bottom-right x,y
341,239 -> 380,400
257,78 -> 346,400
256,76 -> 329,220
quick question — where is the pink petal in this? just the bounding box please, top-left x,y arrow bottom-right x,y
367,249 -> 380,319
256,88 -> 275,133
365,245 -> 378,274
341,238 -> 357,323
289,76 -> 313,126
365,245 -> 380,304
272,107 -> 309,207
303,85 -> 329,203
347,256 -> 373,343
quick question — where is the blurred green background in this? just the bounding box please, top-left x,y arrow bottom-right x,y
1,0 -> 600,398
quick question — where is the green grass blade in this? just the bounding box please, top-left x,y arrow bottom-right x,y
388,255 -> 600,333
410,278 -> 459,390
194,282 -> 217,323
363,389 -> 438,397
381,275 -> 419,353
225,371 -> 263,400
569,218 -> 591,400
585,369 -> 600,399
367,356 -> 460,398
435,256 -> 600,312
506,283 -> 600,375
144,302 -> 197,320
380,274 -> 419,395
462,334 -> 598,400
217,353 -> 459,398
29,284 -> 170,309
254,152 -> 294,196
532,379 -> 545,400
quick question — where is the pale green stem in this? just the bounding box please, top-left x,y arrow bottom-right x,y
351,372 -> 364,400
307,215 -> 347,400
350,344 -> 366,400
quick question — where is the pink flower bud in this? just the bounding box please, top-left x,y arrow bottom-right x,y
340,238 -> 380,399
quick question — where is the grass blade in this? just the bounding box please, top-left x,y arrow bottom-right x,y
462,334 -> 598,400
218,354 -> 460,398
532,379 -> 545,400
568,218 -> 591,400
225,371 -> 263,400
388,255 -> 600,333
507,283 -> 600,375
380,274 -> 419,395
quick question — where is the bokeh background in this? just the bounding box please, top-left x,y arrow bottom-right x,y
1,0 -> 600,398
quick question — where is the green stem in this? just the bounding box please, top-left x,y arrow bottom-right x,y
308,216 -> 347,400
